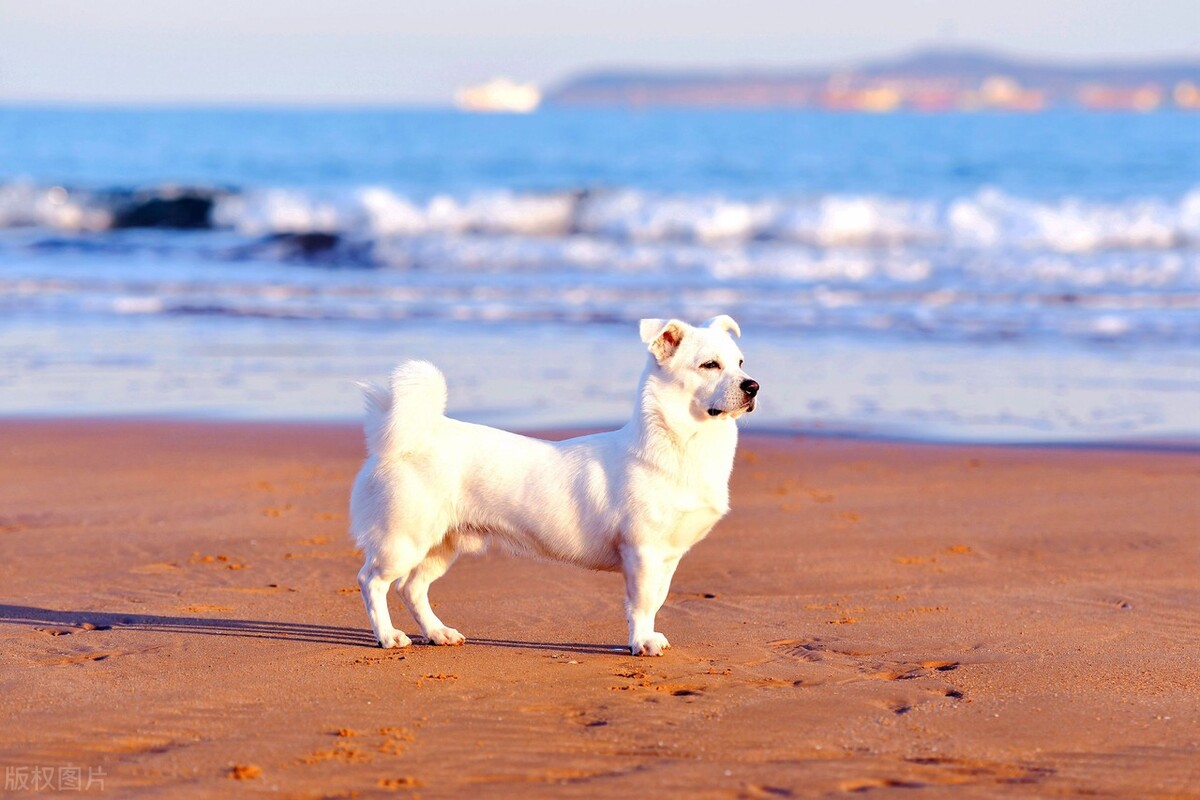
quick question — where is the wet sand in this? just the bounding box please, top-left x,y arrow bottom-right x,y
0,419 -> 1197,797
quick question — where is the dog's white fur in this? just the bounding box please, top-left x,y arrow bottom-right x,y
349,316 -> 758,656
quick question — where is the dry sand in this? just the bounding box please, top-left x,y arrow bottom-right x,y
0,419 -> 1197,798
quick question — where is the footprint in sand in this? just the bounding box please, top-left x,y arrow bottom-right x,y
50,652 -> 113,665
37,622 -> 112,637
228,764 -> 262,781
350,651 -> 408,665
900,757 -> 1054,788
300,727 -> 415,765
379,726 -> 415,740
770,637 -> 967,686
841,777 -> 926,792
298,743 -> 371,765
45,646 -> 157,666
378,777 -> 421,790
744,784 -> 796,798
190,553 -> 249,570
37,627 -> 76,637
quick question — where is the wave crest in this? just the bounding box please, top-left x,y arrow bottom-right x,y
2,181 -> 1197,255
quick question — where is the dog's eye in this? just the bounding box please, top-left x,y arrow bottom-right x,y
700,360 -> 721,370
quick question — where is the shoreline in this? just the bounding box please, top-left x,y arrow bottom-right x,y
2,414 -> 1198,453
4,313 -> 1197,447
1,418 -> 1197,796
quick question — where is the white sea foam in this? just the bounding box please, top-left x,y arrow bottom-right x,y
0,182 -> 112,231
210,185 -> 1200,254
211,189 -> 344,235
3,181 -> 1198,257
948,189 -> 1197,252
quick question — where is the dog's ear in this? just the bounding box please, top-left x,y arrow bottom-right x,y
706,314 -> 741,338
639,318 -> 687,363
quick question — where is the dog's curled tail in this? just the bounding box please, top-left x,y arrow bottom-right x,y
358,360 -> 447,457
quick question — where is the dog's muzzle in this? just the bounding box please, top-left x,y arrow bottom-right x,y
708,378 -> 761,416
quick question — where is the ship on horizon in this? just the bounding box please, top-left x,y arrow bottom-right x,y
454,77 -> 541,113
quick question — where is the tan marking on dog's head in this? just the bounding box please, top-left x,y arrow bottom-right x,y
639,318 -> 688,364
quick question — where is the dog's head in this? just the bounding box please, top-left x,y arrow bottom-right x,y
639,315 -> 759,423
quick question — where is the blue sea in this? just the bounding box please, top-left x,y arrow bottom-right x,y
1,107 -> 1197,442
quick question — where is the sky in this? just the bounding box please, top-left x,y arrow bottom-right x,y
0,1 -> 1197,105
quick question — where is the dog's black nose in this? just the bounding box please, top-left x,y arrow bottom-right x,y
741,378 -> 759,398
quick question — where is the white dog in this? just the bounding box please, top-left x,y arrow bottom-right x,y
349,316 -> 759,656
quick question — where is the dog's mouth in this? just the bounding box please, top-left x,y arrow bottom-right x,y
707,398 -> 756,418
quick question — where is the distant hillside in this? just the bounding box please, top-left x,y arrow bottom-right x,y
545,48 -> 1200,111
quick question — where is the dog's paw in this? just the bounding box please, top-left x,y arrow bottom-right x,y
426,626 -> 466,646
378,629 -> 412,649
630,632 -> 670,657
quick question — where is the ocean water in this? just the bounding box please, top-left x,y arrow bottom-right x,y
1,107 -> 1197,442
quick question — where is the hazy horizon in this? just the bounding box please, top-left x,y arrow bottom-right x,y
1,0 -> 1197,106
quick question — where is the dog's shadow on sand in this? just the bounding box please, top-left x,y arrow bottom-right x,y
0,605 -> 625,655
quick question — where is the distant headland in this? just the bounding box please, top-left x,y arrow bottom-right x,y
541,47 -> 1200,112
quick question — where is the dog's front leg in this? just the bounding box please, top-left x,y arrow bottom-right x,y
620,545 -> 679,656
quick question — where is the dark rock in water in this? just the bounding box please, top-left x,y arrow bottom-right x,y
113,192 -> 215,229
269,231 -> 341,256
224,231 -> 376,268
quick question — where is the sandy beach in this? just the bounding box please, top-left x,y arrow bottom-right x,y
1,419 -> 1197,797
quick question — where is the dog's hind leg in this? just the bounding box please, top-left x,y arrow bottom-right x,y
358,562 -> 412,649
399,541 -> 465,646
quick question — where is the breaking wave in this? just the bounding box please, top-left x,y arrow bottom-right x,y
2,181 -> 1198,254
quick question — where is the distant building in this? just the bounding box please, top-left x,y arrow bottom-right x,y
455,78 -> 541,113
904,81 -> 963,112
1078,84 -> 1163,112
820,81 -> 902,112
972,76 -> 1046,111
1174,81 -> 1200,109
